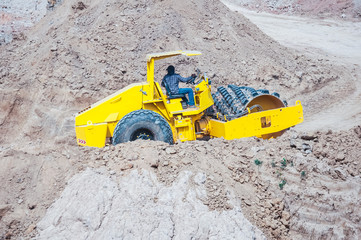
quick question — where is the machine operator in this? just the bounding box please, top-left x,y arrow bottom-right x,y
161,65 -> 196,107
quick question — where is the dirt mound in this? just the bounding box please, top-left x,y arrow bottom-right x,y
0,0 -> 360,239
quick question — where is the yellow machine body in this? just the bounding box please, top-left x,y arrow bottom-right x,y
75,50 -> 303,147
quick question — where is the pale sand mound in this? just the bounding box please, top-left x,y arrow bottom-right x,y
36,168 -> 265,239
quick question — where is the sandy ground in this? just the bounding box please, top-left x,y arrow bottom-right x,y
226,0 -> 361,20
0,0 -> 361,239
222,0 -> 361,132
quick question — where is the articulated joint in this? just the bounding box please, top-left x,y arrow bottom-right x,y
195,117 -> 210,136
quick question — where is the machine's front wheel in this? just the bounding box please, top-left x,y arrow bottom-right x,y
112,110 -> 173,145
212,85 -> 288,139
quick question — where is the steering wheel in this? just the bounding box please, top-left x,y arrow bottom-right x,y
186,69 -> 204,85
194,68 -> 204,85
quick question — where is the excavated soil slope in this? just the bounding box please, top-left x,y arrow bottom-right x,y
0,0 -> 360,239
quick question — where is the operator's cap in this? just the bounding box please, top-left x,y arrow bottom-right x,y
166,65 -> 175,71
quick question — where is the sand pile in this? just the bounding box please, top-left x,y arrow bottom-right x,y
0,0 -> 360,239
36,168 -> 265,239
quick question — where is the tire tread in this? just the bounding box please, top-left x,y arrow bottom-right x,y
112,110 -> 173,145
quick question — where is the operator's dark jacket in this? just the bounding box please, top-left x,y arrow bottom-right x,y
161,74 -> 194,95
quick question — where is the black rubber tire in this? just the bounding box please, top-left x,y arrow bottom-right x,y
112,110 -> 173,145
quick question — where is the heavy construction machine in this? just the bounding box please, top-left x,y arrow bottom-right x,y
75,50 -> 303,147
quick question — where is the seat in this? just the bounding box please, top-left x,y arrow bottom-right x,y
167,94 -> 187,99
163,80 -> 187,100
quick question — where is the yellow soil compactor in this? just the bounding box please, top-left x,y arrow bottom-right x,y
75,50 -> 303,148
